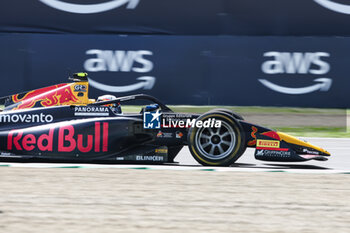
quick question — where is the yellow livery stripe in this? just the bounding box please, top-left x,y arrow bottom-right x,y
276,132 -> 330,156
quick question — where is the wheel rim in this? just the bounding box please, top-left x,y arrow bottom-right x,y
194,121 -> 237,160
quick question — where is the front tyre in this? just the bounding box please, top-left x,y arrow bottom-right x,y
187,112 -> 246,166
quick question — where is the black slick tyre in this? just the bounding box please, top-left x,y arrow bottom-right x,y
187,111 -> 246,166
208,108 -> 244,120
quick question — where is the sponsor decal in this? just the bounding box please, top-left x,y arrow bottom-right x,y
302,148 -> 321,155
74,106 -> 109,116
156,131 -> 163,137
175,131 -> 184,139
7,122 -> 108,153
247,126 -> 258,146
116,149 -> 167,161
256,150 -> 265,156
39,0 -> 140,14
155,148 -> 168,154
0,113 -> 53,123
0,152 -> 13,156
314,0 -> 350,14
256,139 -> 280,148
136,155 -> 165,161
12,84 -> 78,110
255,150 -> 291,157
74,84 -> 87,92
84,49 -> 155,93
260,51 -> 332,94
156,131 -> 173,138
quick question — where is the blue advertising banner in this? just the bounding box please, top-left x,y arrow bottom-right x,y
0,34 -> 349,108
1,0 -> 350,36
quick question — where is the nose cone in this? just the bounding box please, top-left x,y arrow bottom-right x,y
276,132 -> 331,156
322,149 -> 331,156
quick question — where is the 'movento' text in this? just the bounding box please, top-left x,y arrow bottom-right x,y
0,113 -> 53,123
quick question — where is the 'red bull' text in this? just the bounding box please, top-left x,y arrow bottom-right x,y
7,122 -> 108,153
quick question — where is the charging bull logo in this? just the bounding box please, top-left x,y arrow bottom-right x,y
7,122 -> 108,153
12,84 -> 78,110
247,126 -> 258,146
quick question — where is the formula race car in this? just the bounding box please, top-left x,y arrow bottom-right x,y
0,73 -> 330,166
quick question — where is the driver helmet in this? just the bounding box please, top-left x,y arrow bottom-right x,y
97,94 -> 121,114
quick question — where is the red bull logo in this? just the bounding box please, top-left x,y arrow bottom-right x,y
7,122 -> 108,153
12,83 -> 79,110
247,126 -> 258,146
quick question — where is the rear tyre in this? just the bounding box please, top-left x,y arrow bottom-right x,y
187,111 -> 246,166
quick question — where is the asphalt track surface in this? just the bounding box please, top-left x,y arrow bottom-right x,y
0,137 -> 349,233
